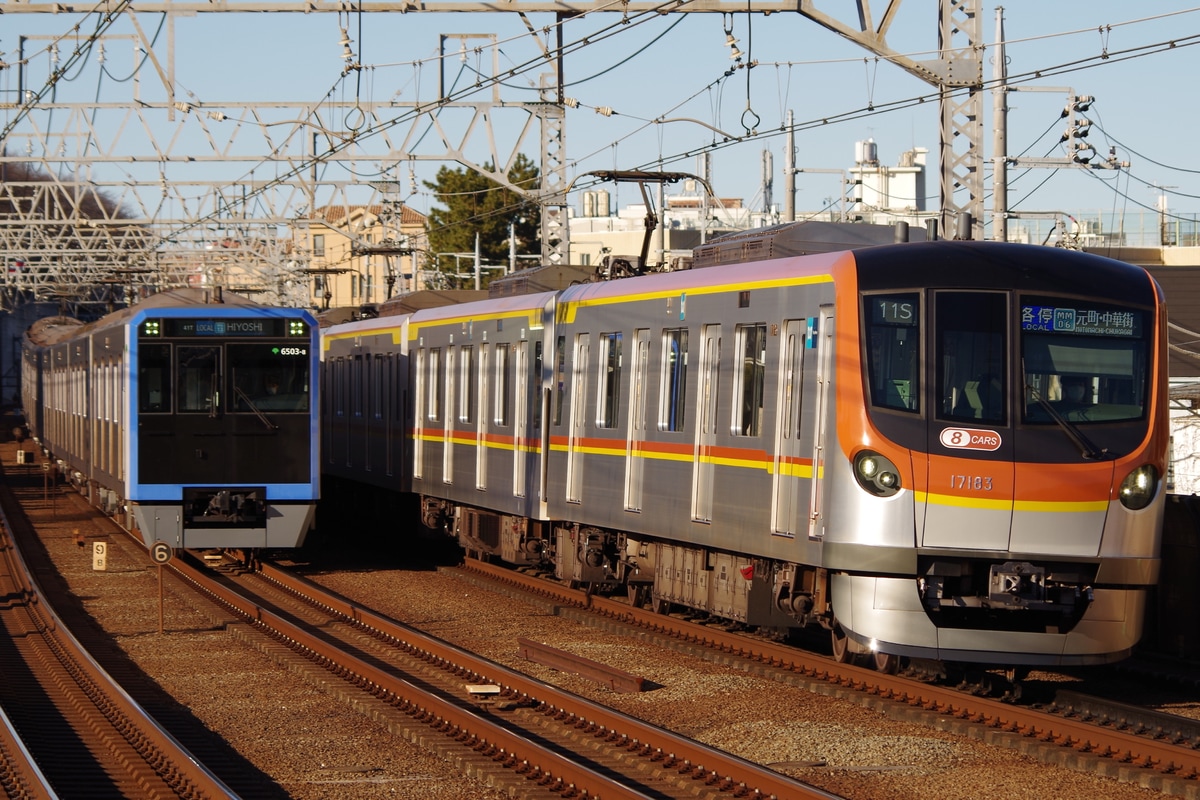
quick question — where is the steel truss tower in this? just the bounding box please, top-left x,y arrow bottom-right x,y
0,0 -> 983,308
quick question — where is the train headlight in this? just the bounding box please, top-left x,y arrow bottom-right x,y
1118,464 -> 1159,511
854,450 -> 902,497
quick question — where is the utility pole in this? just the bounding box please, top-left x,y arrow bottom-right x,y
992,7 -> 1008,242
784,110 -> 796,222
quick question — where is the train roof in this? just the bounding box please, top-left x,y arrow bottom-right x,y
24,316 -> 86,348
378,289 -> 489,317
23,287 -> 299,346
693,220 -> 926,268
852,240 -> 1160,299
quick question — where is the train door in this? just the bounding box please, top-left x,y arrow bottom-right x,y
443,346 -> 456,483
513,342 -> 527,497
624,329 -> 650,512
922,291 -> 1014,549
808,308 -> 834,540
771,319 -> 805,536
691,324 -> 721,523
566,333 -> 590,503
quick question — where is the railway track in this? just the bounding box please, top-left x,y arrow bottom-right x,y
2,434 -> 1193,798
172,550 -> 839,800
0,446 -> 839,799
456,557 -> 1200,795
0,482 -> 237,800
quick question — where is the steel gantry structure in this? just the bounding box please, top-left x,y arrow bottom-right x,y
0,0 -> 983,310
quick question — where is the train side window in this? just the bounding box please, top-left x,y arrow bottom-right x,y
459,345 -> 476,423
373,355 -> 384,420
353,354 -> 364,418
733,323 -> 767,436
333,357 -> 343,419
936,292 -> 1006,424
658,328 -> 688,432
138,343 -> 172,413
177,345 -> 219,413
495,345 -> 510,427
554,335 -> 566,426
427,348 -> 443,422
597,332 -> 622,429
532,340 -> 544,430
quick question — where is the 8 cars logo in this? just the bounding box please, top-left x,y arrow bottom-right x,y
939,427 -> 1002,451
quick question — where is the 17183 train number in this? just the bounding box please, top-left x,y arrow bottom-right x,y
950,475 -> 994,491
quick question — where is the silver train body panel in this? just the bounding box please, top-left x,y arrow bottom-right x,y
323,236 -> 1168,668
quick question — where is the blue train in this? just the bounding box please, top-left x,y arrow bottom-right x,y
20,287 -> 320,549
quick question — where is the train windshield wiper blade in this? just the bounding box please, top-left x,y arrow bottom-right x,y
1025,383 -> 1106,461
234,386 -> 278,431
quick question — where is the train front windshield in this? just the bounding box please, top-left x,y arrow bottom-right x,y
863,291 -> 1150,426
137,317 -> 311,415
1020,299 -> 1148,424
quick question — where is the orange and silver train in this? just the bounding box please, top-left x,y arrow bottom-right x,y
321,222 -> 1168,669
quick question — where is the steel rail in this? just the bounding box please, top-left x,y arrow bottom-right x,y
0,493 -> 239,800
462,558 -> 1200,781
168,555 -> 663,800
0,657 -> 58,800
243,558 -> 839,800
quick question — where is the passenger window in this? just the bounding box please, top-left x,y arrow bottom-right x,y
733,323 -> 767,436
459,345 -> 475,423
427,348 -> 443,422
658,328 -> 688,432
494,345 -> 510,427
597,332 -> 622,429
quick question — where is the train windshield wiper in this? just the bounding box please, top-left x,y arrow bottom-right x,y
1025,383 -> 1106,461
234,385 -> 278,431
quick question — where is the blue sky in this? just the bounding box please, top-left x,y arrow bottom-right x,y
2,2 -> 1197,234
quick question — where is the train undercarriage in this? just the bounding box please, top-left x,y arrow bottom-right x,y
423,497 -> 839,636
423,496 -> 1100,686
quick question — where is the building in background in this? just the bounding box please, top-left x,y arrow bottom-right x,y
291,204 -> 429,311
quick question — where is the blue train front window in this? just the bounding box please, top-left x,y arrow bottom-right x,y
864,292 -> 920,413
1021,297 -> 1148,424
177,346 -> 219,414
228,343 -> 310,412
138,344 -> 172,413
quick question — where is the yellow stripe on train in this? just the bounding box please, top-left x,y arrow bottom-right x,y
915,490 -> 1109,513
557,274 -> 833,323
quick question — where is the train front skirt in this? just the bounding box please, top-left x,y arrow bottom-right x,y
130,497 -> 316,549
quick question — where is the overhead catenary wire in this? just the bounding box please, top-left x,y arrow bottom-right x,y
12,2 -> 1200,244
